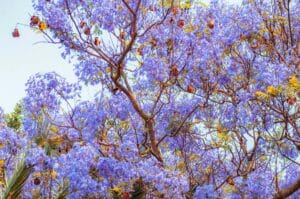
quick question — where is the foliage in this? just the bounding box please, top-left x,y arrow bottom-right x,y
5,103 -> 23,132
2,153 -> 33,199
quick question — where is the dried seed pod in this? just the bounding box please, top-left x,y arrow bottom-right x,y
287,96 -> 297,105
30,16 -> 40,26
177,19 -> 184,28
79,21 -> 86,29
187,84 -> 195,93
12,28 -> 20,37
171,64 -> 179,77
94,37 -> 100,46
137,45 -> 143,55
34,177 -> 41,185
84,28 -> 91,35
226,177 -> 235,186
207,20 -> 215,29
120,31 -> 125,39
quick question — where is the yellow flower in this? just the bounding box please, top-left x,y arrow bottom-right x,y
48,135 -> 64,145
189,154 -> 199,161
0,142 -> 5,149
289,75 -> 300,90
177,161 -> 185,170
254,91 -> 269,100
180,1 -> 191,9
41,170 -> 57,179
34,172 -> 42,178
38,21 -> 47,31
266,86 -> 280,97
48,125 -> 59,133
217,126 -> 229,141
183,22 -> 198,33
0,159 -> 5,167
111,186 -> 122,193
50,170 -> 57,179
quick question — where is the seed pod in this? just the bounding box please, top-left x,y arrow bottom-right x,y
226,177 -> 235,186
120,31 -> 125,39
187,84 -> 195,93
34,177 -> 41,185
84,28 -> 91,35
12,28 -> 20,37
79,21 -> 86,29
169,17 -> 174,24
30,16 -> 40,26
172,7 -> 178,15
287,96 -> 297,105
171,64 -> 179,77
122,192 -> 130,199
207,20 -> 215,29
94,37 -> 100,46
177,19 -> 184,28
137,45 -> 143,55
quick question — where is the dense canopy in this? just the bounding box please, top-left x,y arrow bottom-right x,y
1,0 -> 300,198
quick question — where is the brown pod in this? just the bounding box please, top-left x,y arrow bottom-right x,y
226,177 -> 235,186
79,21 -> 86,29
34,177 -> 41,185
287,96 -> 297,105
12,28 -> 20,37
137,46 -> 143,55
120,31 -> 125,39
187,84 -> 195,93
30,16 -> 40,26
207,20 -> 215,29
172,7 -> 178,15
171,64 -> 179,77
84,28 -> 91,35
94,37 -> 100,46
170,17 -> 174,24
177,19 -> 184,28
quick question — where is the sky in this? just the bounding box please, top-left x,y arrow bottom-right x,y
0,0 -> 78,113
0,0 -> 241,113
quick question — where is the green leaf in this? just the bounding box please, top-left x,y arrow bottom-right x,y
93,26 -> 102,35
56,185 -> 69,199
5,102 -> 23,131
130,178 -> 146,199
55,178 -> 69,199
3,154 -> 33,199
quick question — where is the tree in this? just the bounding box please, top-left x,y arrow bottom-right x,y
3,0 -> 300,198
5,102 -> 23,132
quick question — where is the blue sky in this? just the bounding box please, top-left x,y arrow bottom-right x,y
0,0 -> 77,112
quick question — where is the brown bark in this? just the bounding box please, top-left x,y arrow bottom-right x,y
274,177 -> 300,199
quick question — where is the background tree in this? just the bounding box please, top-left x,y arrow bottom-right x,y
5,102 -> 23,132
